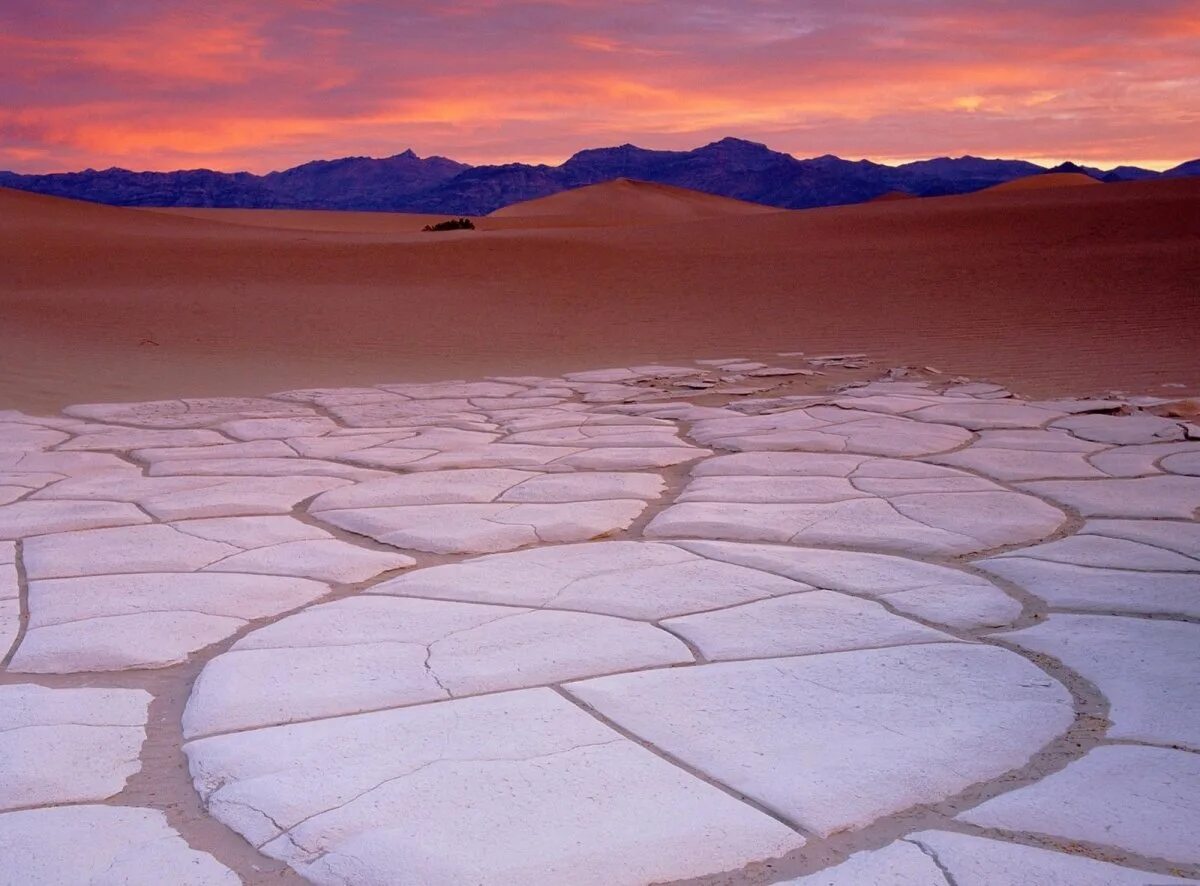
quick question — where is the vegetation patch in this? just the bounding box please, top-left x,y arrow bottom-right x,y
422,218 -> 475,231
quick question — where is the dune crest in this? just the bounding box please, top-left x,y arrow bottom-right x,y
986,172 -> 1102,193
488,178 -> 778,225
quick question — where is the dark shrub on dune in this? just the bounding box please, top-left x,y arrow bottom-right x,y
422,217 -> 475,231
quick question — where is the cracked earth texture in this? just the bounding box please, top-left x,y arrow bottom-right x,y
1,357 -> 1198,885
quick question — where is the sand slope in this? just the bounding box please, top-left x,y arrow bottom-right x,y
147,207 -> 473,234
1,178 -> 1198,411
489,178 -> 778,225
148,179 -> 775,232
146,208 -> 568,234
987,172 -> 1102,192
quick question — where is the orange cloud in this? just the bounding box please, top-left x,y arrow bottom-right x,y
569,34 -> 676,56
1,14 -> 275,85
0,0 -> 1196,172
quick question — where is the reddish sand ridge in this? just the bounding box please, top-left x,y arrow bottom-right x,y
1,177 -> 1198,412
490,178 -> 778,225
985,172 -> 1103,193
151,207 -> 480,234
154,180 -> 773,233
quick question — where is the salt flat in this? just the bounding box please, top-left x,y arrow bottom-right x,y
1,359 -> 1197,885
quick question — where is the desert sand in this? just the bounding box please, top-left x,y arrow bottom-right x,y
3,175 -> 1200,885
985,171 -> 1104,192
2,177 -> 1198,412
489,177 -> 779,224
156,179 -> 775,233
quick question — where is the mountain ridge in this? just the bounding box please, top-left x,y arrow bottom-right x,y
2,136 -> 1194,214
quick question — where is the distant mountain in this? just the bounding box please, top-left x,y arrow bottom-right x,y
259,150 -> 468,210
0,167 -> 275,208
892,156 -> 1044,196
402,161 -> 564,214
1163,158 -> 1200,178
1046,161 -> 1105,179
0,149 -> 467,210
404,139 -> 907,212
1,138 -> 1196,214
1101,165 -> 1161,182
1031,160 -> 1162,184
560,144 -> 683,182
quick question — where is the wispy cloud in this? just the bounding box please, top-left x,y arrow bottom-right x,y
1,0 -> 1197,171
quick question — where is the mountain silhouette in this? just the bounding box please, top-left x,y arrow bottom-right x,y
1,137 -> 1191,214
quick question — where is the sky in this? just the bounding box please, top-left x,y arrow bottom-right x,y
2,0 -> 1198,174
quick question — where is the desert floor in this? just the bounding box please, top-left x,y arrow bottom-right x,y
1,360 -> 1199,884
2,177 -> 1198,413
1,182 -> 1198,885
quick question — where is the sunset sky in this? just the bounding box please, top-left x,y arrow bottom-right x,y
2,0 -> 1197,173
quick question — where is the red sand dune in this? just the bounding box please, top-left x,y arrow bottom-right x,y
1,178 -> 1198,411
489,178 -> 778,225
149,207 -> 475,234
150,179 -> 772,232
986,172 -> 1103,193
868,190 -> 917,203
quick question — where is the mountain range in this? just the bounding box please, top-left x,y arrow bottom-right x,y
3,138 -> 1197,215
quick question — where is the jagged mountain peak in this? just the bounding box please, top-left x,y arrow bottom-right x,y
696,136 -> 777,154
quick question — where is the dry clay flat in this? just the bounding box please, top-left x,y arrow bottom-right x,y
1,359 -> 1198,886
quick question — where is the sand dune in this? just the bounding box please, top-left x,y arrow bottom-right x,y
2,178 -> 1198,411
149,179 -> 775,232
148,207 -> 473,234
489,178 -> 778,225
986,172 -> 1103,192
868,190 -> 918,202
148,207 -> 554,233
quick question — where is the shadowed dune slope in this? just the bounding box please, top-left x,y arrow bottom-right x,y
147,207 -> 475,234
1,179 -> 1198,411
146,207 -> 577,234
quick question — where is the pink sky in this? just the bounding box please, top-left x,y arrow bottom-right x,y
2,0 -> 1197,173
